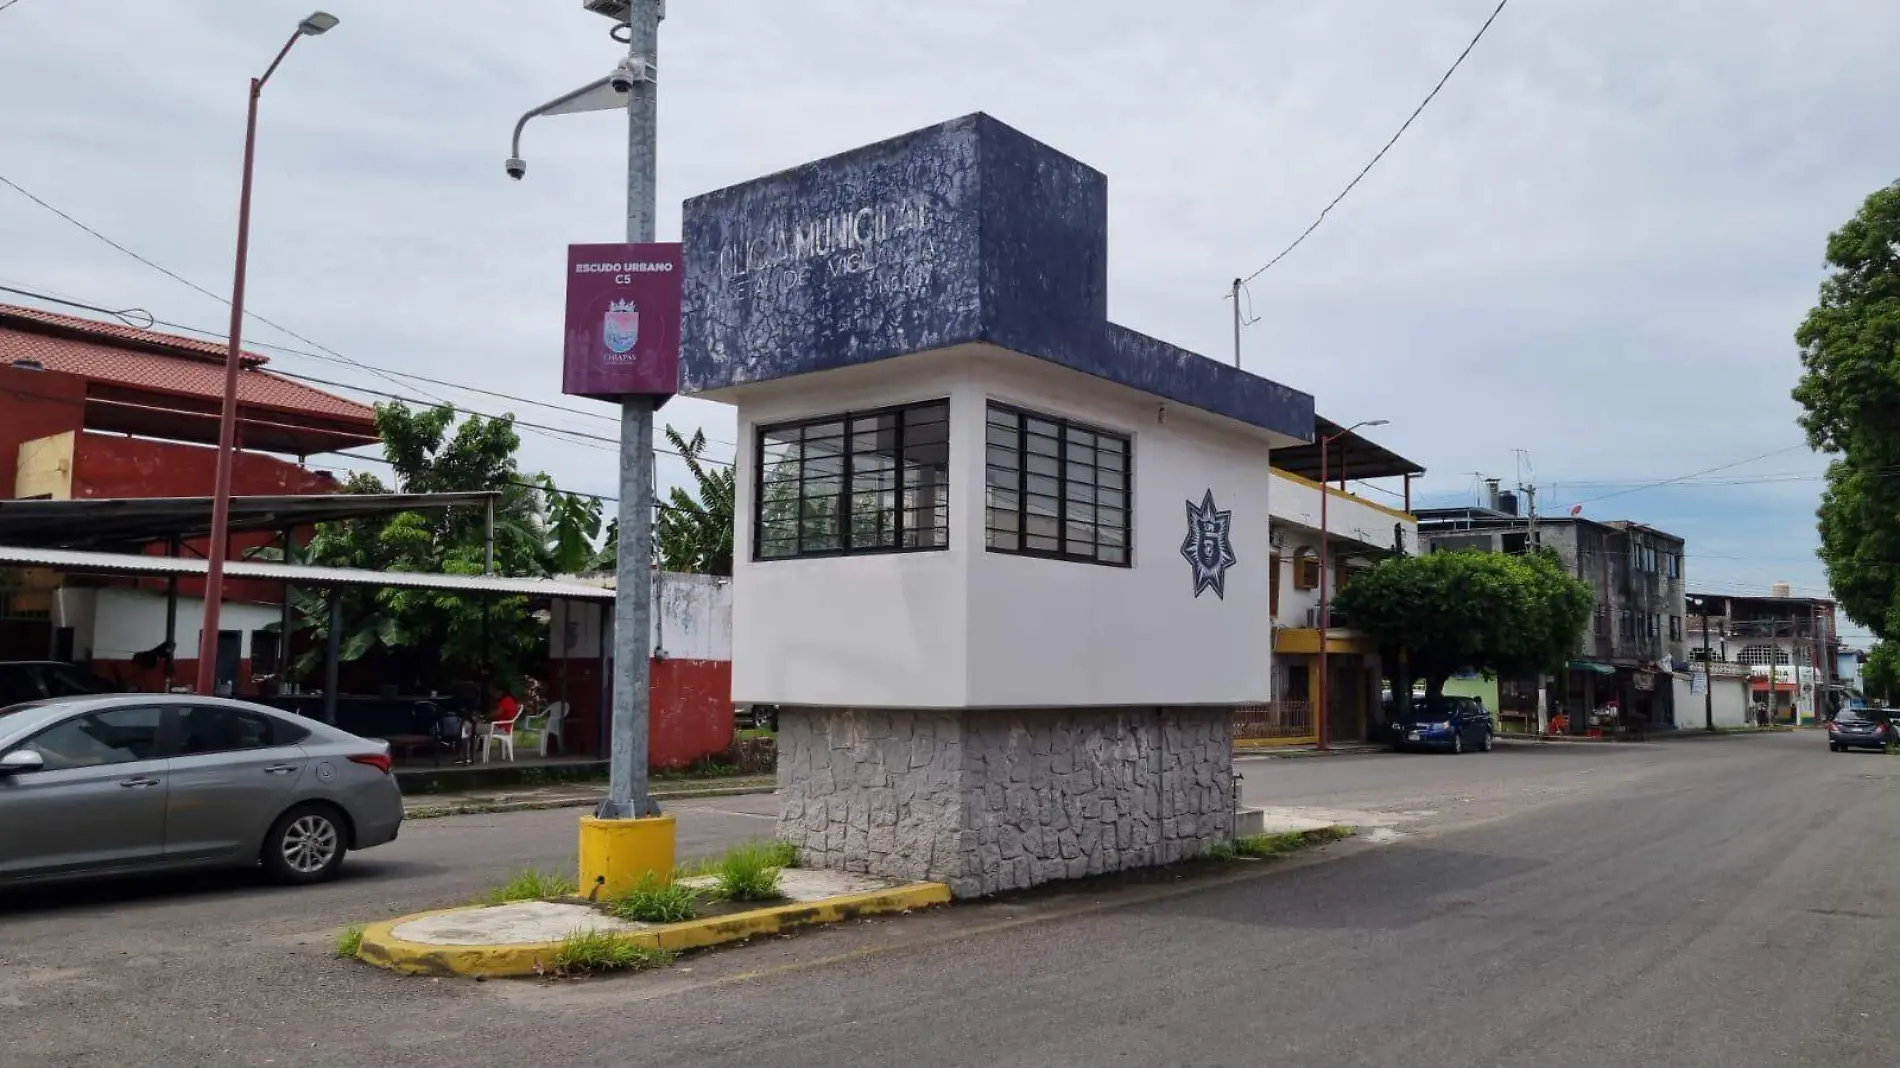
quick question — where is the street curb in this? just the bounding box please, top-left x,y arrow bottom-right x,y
404,782 -> 776,820
1492,728 -> 1793,747
353,881 -> 952,978
1238,746 -> 1385,759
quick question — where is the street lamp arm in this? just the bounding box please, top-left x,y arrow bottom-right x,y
510,74 -> 619,160
256,29 -> 304,92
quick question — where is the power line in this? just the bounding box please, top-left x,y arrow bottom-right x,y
1564,445 -> 1814,508
0,174 -> 448,406
0,283 -> 739,467
0,1 -> 28,15
1235,0 -> 1512,288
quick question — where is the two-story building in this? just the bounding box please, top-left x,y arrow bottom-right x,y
0,303 -> 378,692
1685,585 -> 1841,723
1418,496 -> 1687,731
1238,422 -> 1423,746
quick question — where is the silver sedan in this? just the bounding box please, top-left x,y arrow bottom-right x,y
0,693 -> 404,887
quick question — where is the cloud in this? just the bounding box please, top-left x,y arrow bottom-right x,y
4,0 -> 1897,618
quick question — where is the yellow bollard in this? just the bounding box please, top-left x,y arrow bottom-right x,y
577,814 -> 677,901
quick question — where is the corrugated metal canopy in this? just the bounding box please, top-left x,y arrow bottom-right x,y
0,304 -> 380,454
0,493 -> 499,551
1272,416 -> 1426,482
0,543 -> 615,601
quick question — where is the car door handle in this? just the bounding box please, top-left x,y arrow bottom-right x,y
119,776 -> 161,788
263,764 -> 299,775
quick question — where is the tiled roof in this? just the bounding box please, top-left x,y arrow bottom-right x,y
0,304 -> 375,424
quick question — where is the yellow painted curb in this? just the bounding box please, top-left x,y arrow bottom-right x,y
354,881 -> 952,979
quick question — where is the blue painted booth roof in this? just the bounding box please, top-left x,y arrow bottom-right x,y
680,113 -> 1313,442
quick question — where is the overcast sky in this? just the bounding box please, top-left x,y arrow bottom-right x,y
4,0 -> 1897,636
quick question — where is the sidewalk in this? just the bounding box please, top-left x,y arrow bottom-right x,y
402,774 -> 776,818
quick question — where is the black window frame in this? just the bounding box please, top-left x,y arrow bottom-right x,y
752,399 -> 951,562
983,402 -> 1133,567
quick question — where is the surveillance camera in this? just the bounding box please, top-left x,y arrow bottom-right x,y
609,66 -> 635,94
504,157 -> 527,180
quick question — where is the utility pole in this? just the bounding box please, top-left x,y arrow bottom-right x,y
1230,278 -> 1242,368
1699,597 -> 1714,732
600,0 -> 662,819
1525,482 -> 1550,735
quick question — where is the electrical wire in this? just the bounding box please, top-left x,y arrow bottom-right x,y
0,174 -> 455,406
1235,0 -> 1512,288
0,284 -> 739,467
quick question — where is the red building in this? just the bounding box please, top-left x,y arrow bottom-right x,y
0,303 -> 379,688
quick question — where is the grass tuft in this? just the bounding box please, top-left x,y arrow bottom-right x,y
611,874 -> 698,924
478,868 -> 577,906
709,840 -> 794,902
333,924 -> 365,959
552,930 -> 673,975
1229,826 -> 1354,859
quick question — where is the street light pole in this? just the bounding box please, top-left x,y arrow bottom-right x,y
602,0 -> 662,819
1314,418 -> 1388,752
504,1 -> 669,855
195,12 -> 338,697
1317,436 -> 1331,751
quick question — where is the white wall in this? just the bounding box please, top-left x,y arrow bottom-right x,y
728,352 -> 976,707
1673,673 -> 1750,728
718,344 -> 1291,709
56,587 -> 280,661
964,351 -> 1277,706
1270,471 -> 1413,555
548,573 -> 731,662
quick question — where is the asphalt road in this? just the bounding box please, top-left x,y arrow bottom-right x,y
7,732 -> 1897,1067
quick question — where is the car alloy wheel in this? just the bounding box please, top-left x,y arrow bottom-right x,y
1480,730 -> 1493,752
1452,731 -> 1464,755
263,804 -> 348,885
282,814 -> 339,874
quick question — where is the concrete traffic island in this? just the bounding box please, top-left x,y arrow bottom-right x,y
355,867 -> 950,978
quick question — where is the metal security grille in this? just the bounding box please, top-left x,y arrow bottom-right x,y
983,403 -> 1131,566
754,400 -> 950,560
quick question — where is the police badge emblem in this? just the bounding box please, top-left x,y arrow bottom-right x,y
603,298 -> 640,356
1180,489 -> 1238,599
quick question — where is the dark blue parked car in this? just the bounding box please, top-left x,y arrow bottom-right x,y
1390,695 -> 1494,754
1826,707 -> 1895,752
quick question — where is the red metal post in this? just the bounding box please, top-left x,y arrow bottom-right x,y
1317,435 -> 1330,751
194,78 -> 264,695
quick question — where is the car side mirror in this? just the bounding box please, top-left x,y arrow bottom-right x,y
0,749 -> 45,775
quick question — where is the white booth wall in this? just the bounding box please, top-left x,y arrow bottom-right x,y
728,343 -> 1278,711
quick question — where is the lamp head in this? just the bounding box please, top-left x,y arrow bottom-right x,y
298,11 -> 340,35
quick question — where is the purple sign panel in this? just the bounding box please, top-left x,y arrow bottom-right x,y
563,242 -> 683,401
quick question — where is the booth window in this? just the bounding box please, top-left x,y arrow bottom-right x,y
984,403 -> 1131,565
754,400 -> 950,560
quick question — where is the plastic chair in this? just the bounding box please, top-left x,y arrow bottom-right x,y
536,701 -> 567,756
481,705 -> 521,763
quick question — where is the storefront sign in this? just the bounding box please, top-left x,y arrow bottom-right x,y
563,242 -> 682,400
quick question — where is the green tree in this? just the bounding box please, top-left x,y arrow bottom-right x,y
654,425 -> 734,575
292,403 -> 553,689
1863,641 -> 1900,705
1792,181 -> 1900,637
541,474 -> 603,575
1335,549 -> 1595,701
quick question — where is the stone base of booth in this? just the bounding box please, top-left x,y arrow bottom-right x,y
776,706 -> 1235,898
578,814 -> 677,900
